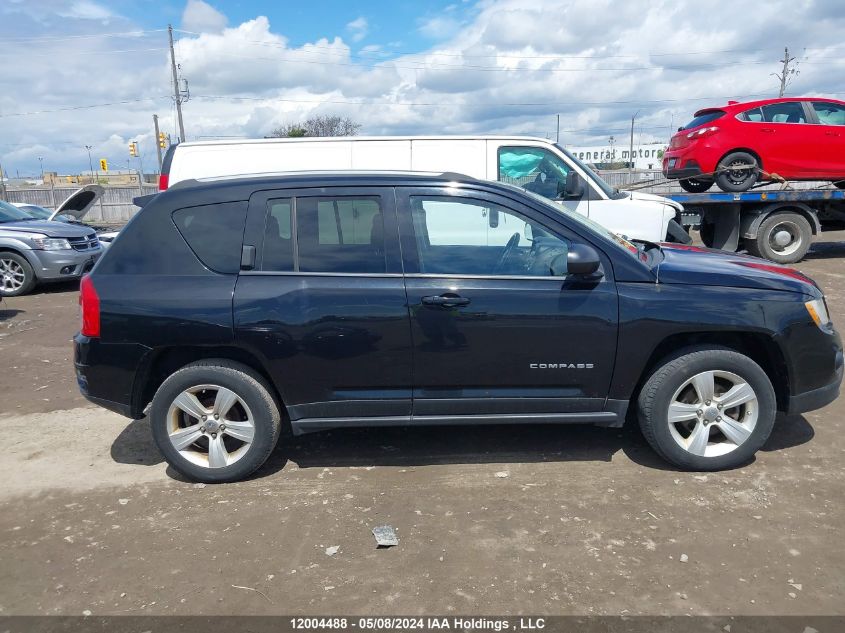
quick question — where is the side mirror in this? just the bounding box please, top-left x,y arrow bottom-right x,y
563,171 -> 584,200
677,127 -> 684,132
488,208 -> 499,228
523,222 -> 533,241
566,244 -> 602,278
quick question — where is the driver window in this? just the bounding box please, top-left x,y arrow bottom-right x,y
409,195 -> 570,277
498,146 -> 577,202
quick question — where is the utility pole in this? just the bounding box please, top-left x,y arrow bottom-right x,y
774,47 -> 797,97
38,157 -> 44,182
169,24 -> 186,143
556,114 -> 560,144
85,145 -> 94,185
153,114 -> 164,171
628,111 -> 639,177
0,160 -> 7,201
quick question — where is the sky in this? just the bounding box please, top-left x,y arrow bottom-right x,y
1,0 -> 844,177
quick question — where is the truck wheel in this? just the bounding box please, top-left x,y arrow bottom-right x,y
745,211 -> 812,264
0,251 -> 37,297
638,347 -> 776,471
715,151 -> 759,192
679,178 -> 713,193
150,360 -> 281,483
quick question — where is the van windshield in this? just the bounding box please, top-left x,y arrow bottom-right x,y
554,144 -> 622,199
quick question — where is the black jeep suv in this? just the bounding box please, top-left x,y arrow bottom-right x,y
74,172 -> 842,482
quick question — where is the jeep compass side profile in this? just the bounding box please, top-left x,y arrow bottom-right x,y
74,173 -> 842,482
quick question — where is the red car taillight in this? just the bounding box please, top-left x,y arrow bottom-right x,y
686,126 -> 720,140
158,173 -> 169,190
79,275 -> 100,337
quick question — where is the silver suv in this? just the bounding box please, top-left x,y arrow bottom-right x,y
0,199 -> 103,296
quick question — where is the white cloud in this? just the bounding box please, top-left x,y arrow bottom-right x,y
56,1 -> 115,22
3,0 -> 845,176
182,0 -> 228,34
346,16 -> 369,42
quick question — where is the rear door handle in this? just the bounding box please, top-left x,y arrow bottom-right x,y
826,131 -> 840,137
421,294 -> 471,307
761,128 -> 775,133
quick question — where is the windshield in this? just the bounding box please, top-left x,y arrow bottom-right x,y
0,200 -> 35,223
518,186 -> 641,259
554,144 -> 620,199
18,205 -> 52,220
681,110 -> 725,130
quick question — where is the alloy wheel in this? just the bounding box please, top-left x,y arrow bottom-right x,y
166,384 -> 256,469
666,370 -> 759,458
0,258 -> 25,293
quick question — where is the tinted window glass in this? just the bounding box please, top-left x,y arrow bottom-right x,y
410,196 -> 570,276
172,202 -> 247,273
261,199 -> 293,271
296,196 -> 385,273
761,102 -> 806,123
738,107 -> 763,122
682,110 -> 725,129
498,146 -> 574,201
812,101 -> 845,126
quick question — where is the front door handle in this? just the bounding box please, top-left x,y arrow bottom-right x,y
826,131 -> 840,137
421,294 -> 471,307
761,127 -> 775,133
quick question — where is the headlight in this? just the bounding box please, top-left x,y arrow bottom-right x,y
31,236 -> 72,250
805,298 -> 832,328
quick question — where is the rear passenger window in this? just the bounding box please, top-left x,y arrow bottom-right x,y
172,202 -> 247,273
260,196 -> 386,273
761,102 -> 807,124
297,197 -> 385,273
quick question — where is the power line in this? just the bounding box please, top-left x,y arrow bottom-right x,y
0,98 -> 169,118
2,29 -> 167,42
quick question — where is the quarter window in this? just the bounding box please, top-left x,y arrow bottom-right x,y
409,196 -> 570,277
172,202 -> 248,274
812,102 -> 845,126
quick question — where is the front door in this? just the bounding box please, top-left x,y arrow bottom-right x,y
809,101 -> 845,175
234,187 -> 413,427
397,187 -> 619,420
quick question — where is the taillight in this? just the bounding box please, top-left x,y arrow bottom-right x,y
687,126 -> 719,140
158,173 -> 169,190
79,275 -> 100,337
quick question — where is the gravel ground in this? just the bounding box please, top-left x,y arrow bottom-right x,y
1,236 -> 844,616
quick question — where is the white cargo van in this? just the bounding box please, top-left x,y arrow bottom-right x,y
159,136 -> 687,243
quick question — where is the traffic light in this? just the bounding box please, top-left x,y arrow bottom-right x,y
129,141 -> 137,157
99,159 -> 108,171
158,133 -> 167,149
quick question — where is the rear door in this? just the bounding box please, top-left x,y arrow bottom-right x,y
233,186 -> 413,428
756,101 -> 812,176
809,101 -> 845,174
397,186 -> 619,421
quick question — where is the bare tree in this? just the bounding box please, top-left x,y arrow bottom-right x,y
269,115 -> 361,138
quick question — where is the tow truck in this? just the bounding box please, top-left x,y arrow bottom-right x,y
662,188 -> 845,264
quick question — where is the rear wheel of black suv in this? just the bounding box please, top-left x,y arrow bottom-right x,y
150,360 -> 281,483
637,348 -> 776,471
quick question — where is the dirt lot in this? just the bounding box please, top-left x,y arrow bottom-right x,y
2,237 -> 845,617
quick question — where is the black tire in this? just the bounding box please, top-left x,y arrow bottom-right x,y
0,251 -> 37,297
833,180 -> 845,190
744,211 -> 812,264
679,178 -> 713,193
699,220 -> 715,248
150,360 -> 281,483
715,151 -> 759,192
637,347 -> 776,471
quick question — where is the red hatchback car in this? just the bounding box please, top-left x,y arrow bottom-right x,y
663,97 -> 845,193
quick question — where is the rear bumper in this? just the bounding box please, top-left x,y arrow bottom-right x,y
74,333 -> 150,419
663,159 -> 705,180
788,348 -> 844,414
29,247 -> 102,281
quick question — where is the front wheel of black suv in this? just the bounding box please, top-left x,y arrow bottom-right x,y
637,348 -> 776,471
150,360 -> 282,483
